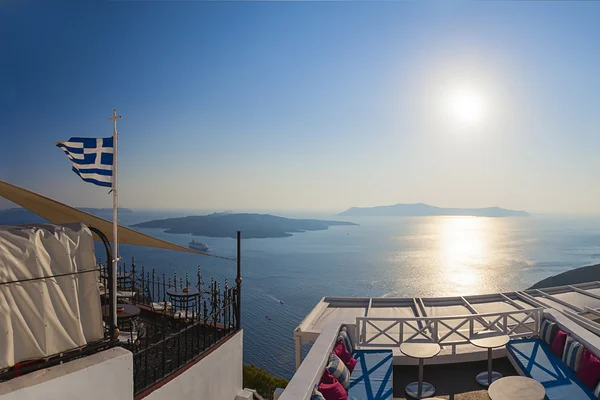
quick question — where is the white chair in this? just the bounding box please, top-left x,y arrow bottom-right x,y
173,310 -> 196,320
151,301 -> 173,312
116,290 -> 136,299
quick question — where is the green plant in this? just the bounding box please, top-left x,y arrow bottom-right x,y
243,364 -> 288,400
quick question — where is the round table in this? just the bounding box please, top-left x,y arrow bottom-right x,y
166,287 -> 200,298
400,341 -> 441,399
102,303 -> 141,319
167,287 -> 200,319
469,331 -> 510,386
488,376 -> 545,400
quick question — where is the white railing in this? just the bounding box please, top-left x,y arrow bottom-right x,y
356,308 -> 543,351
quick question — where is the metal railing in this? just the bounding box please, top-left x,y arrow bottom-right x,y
131,285 -> 240,395
356,308 -> 543,351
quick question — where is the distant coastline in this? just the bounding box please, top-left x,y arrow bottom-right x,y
132,213 -> 357,239
339,203 -> 530,217
0,207 -> 133,225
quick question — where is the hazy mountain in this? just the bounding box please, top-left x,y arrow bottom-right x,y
132,213 -> 357,239
0,208 -> 47,225
339,203 -> 530,217
0,207 -> 133,225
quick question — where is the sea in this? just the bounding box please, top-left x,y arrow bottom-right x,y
100,210 -> 600,380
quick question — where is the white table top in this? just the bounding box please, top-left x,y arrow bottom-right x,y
488,376 -> 545,400
400,341 -> 441,359
470,331 -> 510,349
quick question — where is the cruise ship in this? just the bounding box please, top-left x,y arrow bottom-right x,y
188,239 -> 209,252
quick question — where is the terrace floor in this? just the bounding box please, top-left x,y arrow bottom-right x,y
393,358 -> 518,400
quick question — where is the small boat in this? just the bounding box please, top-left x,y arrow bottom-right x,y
188,239 -> 209,252
265,316 -> 272,321
280,300 -> 284,304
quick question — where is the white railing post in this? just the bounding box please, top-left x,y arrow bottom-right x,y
399,320 -> 404,344
469,317 -> 474,337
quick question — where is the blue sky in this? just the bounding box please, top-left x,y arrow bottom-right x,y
1,1 -> 599,213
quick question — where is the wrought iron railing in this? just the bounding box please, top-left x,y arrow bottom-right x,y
98,257 -> 241,395
131,285 -> 240,395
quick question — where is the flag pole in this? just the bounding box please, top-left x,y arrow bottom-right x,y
109,109 -> 121,332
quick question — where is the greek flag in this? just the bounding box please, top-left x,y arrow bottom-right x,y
56,137 -> 114,187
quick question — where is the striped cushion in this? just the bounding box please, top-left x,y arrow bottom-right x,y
595,381 -> 600,398
562,335 -> 585,372
311,384 -> 326,400
338,325 -> 354,354
327,353 -> 350,390
540,319 -> 557,345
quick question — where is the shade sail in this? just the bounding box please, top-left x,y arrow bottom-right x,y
0,180 -> 219,258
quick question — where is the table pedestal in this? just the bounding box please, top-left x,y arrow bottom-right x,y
476,348 -> 502,386
406,358 -> 436,399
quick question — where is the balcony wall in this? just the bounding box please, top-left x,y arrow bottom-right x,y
0,347 -> 133,400
142,329 -> 243,400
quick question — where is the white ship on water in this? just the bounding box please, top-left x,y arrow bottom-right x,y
188,239 -> 209,252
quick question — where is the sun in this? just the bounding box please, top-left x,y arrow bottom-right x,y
444,87 -> 486,126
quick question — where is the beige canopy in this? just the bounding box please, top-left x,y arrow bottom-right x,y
0,180 -> 220,258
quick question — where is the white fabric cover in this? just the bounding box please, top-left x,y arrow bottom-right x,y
0,223 -> 103,369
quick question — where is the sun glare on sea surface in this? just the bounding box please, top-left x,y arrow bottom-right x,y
439,217 -> 488,294
444,86 -> 487,126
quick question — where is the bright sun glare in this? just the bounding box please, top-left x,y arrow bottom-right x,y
445,87 -> 486,126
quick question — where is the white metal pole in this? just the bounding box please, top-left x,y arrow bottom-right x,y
110,109 -> 121,329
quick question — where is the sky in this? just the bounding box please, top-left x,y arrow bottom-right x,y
1,1 -> 599,213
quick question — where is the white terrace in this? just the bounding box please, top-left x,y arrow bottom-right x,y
293,281 -> 600,369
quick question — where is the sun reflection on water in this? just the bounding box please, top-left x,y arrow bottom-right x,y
439,216 -> 490,294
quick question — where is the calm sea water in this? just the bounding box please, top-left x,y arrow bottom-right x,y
104,211 -> 600,379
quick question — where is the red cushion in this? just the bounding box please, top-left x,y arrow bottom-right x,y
551,329 -> 568,358
320,368 -> 336,385
333,341 -> 357,373
577,349 -> 600,389
318,379 -> 348,400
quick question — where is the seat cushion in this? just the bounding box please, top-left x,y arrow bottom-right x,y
334,341 -> 357,373
311,385 -> 327,400
339,326 -> 354,354
507,338 -> 596,399
347,350 -> 393,400
551,329 -> 568,358
318,380 -> 347,400
563,335 -> 585,372
327,353 -> 351,390
541,319 -> 558,345
578,349 -> 600,390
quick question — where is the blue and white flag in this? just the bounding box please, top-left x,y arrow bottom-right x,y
56,137 -> 114,187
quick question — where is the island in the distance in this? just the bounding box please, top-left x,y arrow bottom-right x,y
132,213 -> 358,239
0,207 -> 133,225
339,203 -> 530,217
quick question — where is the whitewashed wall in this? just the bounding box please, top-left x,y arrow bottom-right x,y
0,347 -> 133,400
145,330 -> 243,400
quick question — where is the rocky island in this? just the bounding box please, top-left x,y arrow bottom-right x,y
339,203 -> 530,217
132,213 -> 357,239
